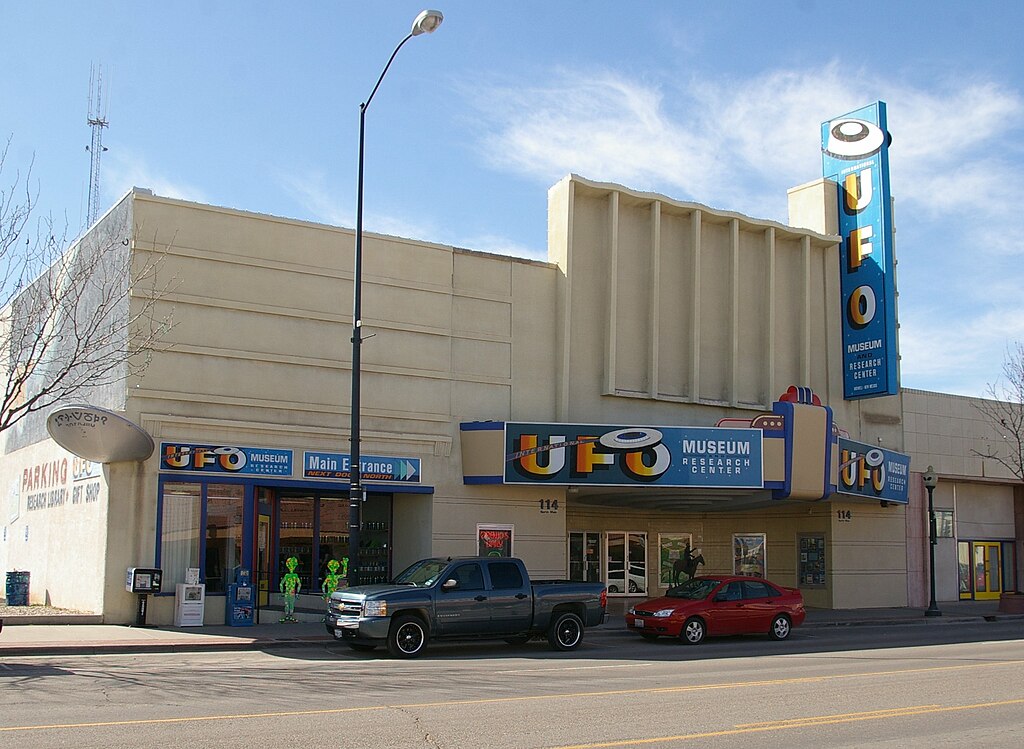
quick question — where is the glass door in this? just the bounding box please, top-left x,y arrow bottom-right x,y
972,542 -> 1002,600
606,532 -> 647,596
257,513 -> 271,606
568,532 -> 601,582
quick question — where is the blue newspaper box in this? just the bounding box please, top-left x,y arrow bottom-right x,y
225,567 -> 254,627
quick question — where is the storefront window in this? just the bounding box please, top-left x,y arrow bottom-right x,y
1002,542 -> 1016,593
319,497 -> 349,587
160,483 -> 201,589
958,541 -> 972,599
733,533 -> 766,578
659,534 -> 695,588
279,497 -> 314,591
935,510 -> 954,538
204,484 -> 244,594
478,524 -> 514,557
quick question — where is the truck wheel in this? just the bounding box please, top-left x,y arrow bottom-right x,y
387,615 -> 429,658
547,611 -> 584,651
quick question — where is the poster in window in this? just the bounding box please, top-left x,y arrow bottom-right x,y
733,533 -> 766,578
798,535 -> 826,587
478,525 -> 513,557
658,534 -> 694,587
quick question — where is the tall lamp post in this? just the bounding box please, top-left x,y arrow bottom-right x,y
348,9 -> 444,588
922,465 -> 942,617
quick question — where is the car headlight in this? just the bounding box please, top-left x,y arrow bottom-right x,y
628,606 -> 636,615
362,600 -> 388,617
653,609 -> 675,618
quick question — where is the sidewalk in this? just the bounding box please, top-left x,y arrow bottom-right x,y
1,599 -> 1020,658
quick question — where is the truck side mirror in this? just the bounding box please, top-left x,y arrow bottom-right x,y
442,578 -> 459,591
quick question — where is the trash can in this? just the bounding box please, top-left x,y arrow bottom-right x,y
5,571 -> 29,606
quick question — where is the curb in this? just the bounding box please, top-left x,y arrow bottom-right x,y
0,614 -> 104,626
0,636 -> 335,658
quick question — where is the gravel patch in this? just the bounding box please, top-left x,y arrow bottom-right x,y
0,604 -> 91,617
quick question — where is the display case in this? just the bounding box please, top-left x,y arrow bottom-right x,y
798,534 -> 826,587
360,521 -> 390,584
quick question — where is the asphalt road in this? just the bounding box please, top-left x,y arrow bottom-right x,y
2,620 -> 1023,748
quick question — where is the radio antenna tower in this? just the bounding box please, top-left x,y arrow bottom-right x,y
86,64 -> 110,226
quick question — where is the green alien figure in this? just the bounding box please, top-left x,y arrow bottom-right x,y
279,555 -> 302,622
321,558 -> 349,601
320,558 -> 349,621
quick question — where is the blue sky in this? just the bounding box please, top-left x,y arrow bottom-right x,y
3,1 -> 1023,398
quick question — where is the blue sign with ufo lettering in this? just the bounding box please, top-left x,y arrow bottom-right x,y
822,101 -> 899,400
503,423 -> 763,488
836,438 -> 909,504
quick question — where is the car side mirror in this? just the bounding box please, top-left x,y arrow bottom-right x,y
442,578 -> 458,591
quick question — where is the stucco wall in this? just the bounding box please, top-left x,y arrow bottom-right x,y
0,440 -> 108,612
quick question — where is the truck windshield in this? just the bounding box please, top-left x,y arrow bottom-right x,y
666,578 -> 721,600
392,559 -> 450,587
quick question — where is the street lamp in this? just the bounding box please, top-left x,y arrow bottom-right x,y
348,10 -> 444,588
922,465 -> 941,617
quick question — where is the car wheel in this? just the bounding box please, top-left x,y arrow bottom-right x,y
387,615 -> 429,658
680,617 -> 706,645
346,642 -> 377,653
504,635 -> 531,646
547,611 -> 585,651
607,584 -> 619,594
769,614 -> 792,641
640,633 -> 660,641
628,580 -> 638,593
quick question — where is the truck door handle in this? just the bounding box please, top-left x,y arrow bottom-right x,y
474,595 -> 487,602
515,593 -> 528,599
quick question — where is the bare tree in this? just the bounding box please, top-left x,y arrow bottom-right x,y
972,341 -> 1024,481
0,138 -> 173,436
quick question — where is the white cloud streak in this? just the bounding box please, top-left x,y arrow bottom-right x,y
463,63 -> 1024,395
104,150 -> 209,206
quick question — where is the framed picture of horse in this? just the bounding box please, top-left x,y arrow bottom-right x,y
659,533 -> 701,587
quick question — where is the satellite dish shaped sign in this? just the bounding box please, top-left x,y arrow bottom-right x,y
46,405 -> 155,463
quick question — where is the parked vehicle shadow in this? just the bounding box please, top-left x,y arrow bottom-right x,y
266,618 -> 1024,663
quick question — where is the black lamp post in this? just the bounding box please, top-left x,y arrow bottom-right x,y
348,9 -> 443,588
922,465 -> 942,617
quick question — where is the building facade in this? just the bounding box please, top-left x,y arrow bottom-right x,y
1,175 -> 1019,624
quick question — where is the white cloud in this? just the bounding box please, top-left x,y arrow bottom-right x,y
279,171 -> 352,228
104,150 -> 208,205
463,63 -> 1024,395
279,170 -> 541,258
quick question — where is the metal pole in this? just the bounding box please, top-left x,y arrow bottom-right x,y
347,32 -> 415,589
348,103 -> 366,589
925,483 -> 942,616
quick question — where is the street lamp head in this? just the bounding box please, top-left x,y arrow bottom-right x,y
412,9 -> 444,36
922,465 -> 938,490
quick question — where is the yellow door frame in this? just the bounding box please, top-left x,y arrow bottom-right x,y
972,541 -> 1002,600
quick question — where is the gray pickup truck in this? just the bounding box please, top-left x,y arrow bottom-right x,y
325,556 -> 607,657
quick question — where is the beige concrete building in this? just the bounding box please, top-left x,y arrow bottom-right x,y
1,175 -> 1019,624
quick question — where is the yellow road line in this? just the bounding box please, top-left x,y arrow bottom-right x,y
549,699 -> 1024,748
2,658 -> 1022,733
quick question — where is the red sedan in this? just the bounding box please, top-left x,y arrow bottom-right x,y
625,576 -> 806,644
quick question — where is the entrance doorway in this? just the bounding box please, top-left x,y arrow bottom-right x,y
972,541 -> 1002,600
568,532 -> 601,583
606,532 -> 647,596
257,513 -> 271,606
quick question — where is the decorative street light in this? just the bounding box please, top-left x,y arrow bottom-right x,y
348,10 -> 444,588
922,465 -> 941,617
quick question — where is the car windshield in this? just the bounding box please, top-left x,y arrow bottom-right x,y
392,559 -> 450,587
665,578 -> 721,600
